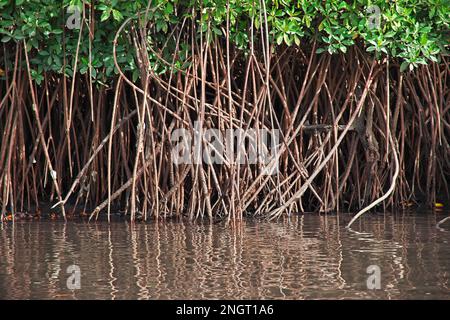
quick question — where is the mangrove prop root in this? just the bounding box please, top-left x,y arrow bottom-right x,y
0,17 -> 448,223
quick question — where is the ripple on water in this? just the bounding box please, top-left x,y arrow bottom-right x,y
0,214 -> 450,299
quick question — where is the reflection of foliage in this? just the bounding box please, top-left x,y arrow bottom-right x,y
0,0 -> 448,82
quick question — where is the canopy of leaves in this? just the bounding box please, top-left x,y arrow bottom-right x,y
0,0 -> 448,83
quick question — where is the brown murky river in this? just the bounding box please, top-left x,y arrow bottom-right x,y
0,213 -> 449,299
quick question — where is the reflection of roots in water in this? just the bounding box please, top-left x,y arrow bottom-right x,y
1,215 -> 449,299
436,216 -> 450,232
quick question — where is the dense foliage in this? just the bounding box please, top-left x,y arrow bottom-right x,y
0,0 -> 449,82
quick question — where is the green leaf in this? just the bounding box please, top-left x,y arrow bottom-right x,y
112,9 -> 123,22
400,61 -> 409,72
97,4 -> 109,11
338,1 -> 348,10
165,3 -> 174,15
316,47 -> 326,54
132,69 -> 139,82
276,34 -> 283,45
283,34 -> 292,46
101,10 -> 111,22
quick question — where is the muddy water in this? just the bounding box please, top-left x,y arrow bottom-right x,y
0,213 -> 449,299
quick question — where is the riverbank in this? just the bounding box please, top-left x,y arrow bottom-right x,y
1,1 -> 449,222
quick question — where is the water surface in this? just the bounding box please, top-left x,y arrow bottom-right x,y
1,213 -> 449,299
